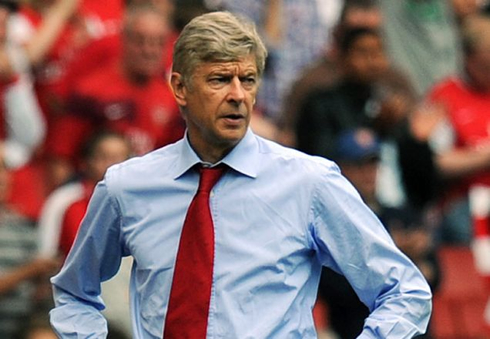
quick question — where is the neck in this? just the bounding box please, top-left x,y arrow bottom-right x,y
195,144 -> 235,164
188,137 -> 237,164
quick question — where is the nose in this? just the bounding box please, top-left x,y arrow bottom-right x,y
227,77 -> 245,105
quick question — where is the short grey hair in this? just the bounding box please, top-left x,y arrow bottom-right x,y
172,11 -> 267,86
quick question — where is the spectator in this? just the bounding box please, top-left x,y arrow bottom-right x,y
0,143 -> 60,339
38,130 -> 132,336
409,12 -> 490,333
277,0 -> 384,147
295,27 -> 416,208
318,128 -> 440,339
46,3 -> 184,188
8,0 -> 110,124
410,14 -> 490,243
61,0 -> 179,100
39,130 -> 132,258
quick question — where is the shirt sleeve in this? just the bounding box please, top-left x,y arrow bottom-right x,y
3,74 -> 46,169
308,164 -> 432,338
50,180 -> 124,338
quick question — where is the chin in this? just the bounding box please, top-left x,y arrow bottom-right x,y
216,132 -> 245,148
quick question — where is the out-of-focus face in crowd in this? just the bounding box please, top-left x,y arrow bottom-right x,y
83,133 -> 132,183
122,7 -> 170,81
342,30 -> 389,84
464,15 -> 490,92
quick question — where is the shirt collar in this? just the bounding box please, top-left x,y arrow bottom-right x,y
172,128 -> 259,179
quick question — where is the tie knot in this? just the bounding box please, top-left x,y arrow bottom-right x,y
198,166 -> 226,193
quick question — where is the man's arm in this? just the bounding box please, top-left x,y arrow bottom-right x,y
309,164 -> 432,338
50,180 -> 124,338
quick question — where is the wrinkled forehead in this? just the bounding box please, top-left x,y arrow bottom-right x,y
186,56 -> 258,85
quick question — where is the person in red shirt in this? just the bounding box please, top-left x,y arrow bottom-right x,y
37,130 -> 132,336
46,4 -> 185,187
39,130 -> 132,258
60,0 -> 178,100
422,13 -> 490,335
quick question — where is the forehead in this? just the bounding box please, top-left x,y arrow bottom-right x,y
194,55 -> 258,75
127,12 -> 168,35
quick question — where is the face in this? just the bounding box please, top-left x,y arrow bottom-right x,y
85,136 -> 131,182
171,54 -> 258,162
467,47 -> 490,92
340,159 -> 379,202
344,34 -> 388,83
123,11 -> 169,79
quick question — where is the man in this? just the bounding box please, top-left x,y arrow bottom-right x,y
39,130 -> 132,259
38,130 -> 132,336
50,11 -> 431,338
296,27 -> 415,209
318,128 -> 440,339
413,13 -> 490,334
45,4 -> 184,188
277,0 -> 384,147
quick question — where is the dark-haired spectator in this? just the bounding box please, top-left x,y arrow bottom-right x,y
276,0 -> 384,147
318,128 -> 440,339
45,4 -> 184,188
39,130 -> 132,258
296,27 -> 416,208
38,130 -> 132,336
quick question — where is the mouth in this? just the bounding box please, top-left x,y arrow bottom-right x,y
222,113 -> 245,120
220,113 -> 246,128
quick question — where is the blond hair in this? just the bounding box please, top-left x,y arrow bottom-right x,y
172,11 -> 267,85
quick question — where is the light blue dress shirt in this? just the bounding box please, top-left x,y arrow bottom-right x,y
50,129 -> 432,338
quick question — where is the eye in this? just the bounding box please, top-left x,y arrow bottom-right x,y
240,76 -> 256,88
208,76 -> 231,87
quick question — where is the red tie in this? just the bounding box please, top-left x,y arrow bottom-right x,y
163,165 -> 226,338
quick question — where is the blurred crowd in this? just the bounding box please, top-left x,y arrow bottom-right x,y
0,0 -> 489,338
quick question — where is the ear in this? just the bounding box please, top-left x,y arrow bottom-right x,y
170,72 -> 187,107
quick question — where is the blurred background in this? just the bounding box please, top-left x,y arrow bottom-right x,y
0,0 -> 489,338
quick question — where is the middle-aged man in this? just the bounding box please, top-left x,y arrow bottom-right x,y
50,10 -> 432,339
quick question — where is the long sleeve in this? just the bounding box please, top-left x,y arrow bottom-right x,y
50,180 -> 124,338
309,164 -> 432,338
3,73 -> 45,168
